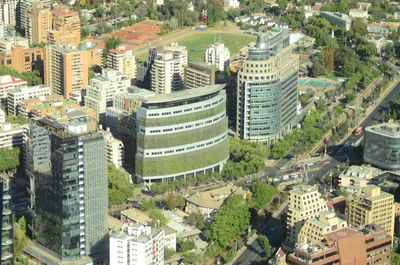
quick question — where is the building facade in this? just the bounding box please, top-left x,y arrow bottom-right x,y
49,7 -> 81,46
0,75 -> 28,104
135,84 -> 229,183
204,43 -> 230,71
7,84 -> 50,116
103,129 -> 124,168
26,117 -> 108,263
320,11 -> 352,31
0,176 -> 13,265
109,224 -> 164,265
107,45 -> 137,80
286,185 -> 328,245
0,0 -> 18,27
29,3 -> 52,44
364,122 -> 400,170
236,30 -> 299,144
186,62 -> 215,90
0,122 -> 24,148
347,185 -> 395,237
0,45 -> 44,73
44,43 -> 90,98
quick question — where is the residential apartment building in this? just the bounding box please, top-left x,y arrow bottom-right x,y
298,211 -> 347,244
150,43 -> 187,94
49,7 -> 81,46
0,0 -> 18,27
18,0 -> 51,36
0,122 -> 24,148
109,224 -> 164,265
320,11 -> 352,31
364,122 -> 400,170
0,176 -> 13,265
0,36 -> 29,53
338,165 -> 381,193
347,185 -> 395,237
224,0 -> 240,8
29,99 -> 96,119
186,62 -> 215,90
288,226 -> 392,265
29,3 -> 52,44
103,129 -> 124,168
204,43 -> 230,71
107,45 -> 137,80
0,75 -> 27,104
44,43 -> 90,98
7,84 -> 50,116
236,30 -> 299,144
349,8 -> 369,19
84,69 -> 130,123
0,45 -> 44,73
25,117 -> 108,264
135,84 -> 229,183
286,185 -> 328,245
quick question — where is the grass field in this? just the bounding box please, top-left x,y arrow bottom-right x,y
136,31 -> 256,62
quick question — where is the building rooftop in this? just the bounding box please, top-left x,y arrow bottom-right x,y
108,215 -> 123,231
0,75 -> 27,85
121,208 -> 152,225
290,185 -> 318,195
324,227 -> 362,242
365,122 -> 400,138
358,185 -> 393,201
185,186 -> 246,210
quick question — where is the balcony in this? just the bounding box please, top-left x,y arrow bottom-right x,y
2,239 -> 13,246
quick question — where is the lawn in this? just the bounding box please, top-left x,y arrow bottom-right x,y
180,32 -> 256,62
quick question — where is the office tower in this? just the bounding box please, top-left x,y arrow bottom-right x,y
0,0 -> 18,27
204,43 -> 230,71
84,69 -> 130,123
49,7 -> 81,46
44,43 -> 90,98
26,116 -> 108,264
236,30 -> 299,144
186,62 -> 215,90
0,176 -> 13,265
29,3 -> 51,44
286,185 -> 328,245
7,84 -> 50,115
347,185 -> 395,237
107,45 -> 137,80
288,226 -> 392,265
110,224 -> 164,265
150,43 -> 187,94
135,84 -> 229,183
363,122 -> 400,170
297,211 -> 347,244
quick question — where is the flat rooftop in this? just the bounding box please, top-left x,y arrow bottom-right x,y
325,227 -> 361,242
366,122 -> 400,138
186,186 -> 246,210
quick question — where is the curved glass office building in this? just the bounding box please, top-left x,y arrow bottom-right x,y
236,30 -> 299,144
135,84 -> 229,183
364,122 -> 400,170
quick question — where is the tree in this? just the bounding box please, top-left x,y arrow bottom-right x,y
251,182 -> 276,212
0,67 -> 42,86
5,114 -> 28,125
105,36 -> 123,51
351,20 -> 367,36
108,164 -> 134,205
0,148 -> 20,172
149,209 -> 167,227
207,0 -> 226,25
178,240 -> 195,252
168,17 -> 179,31
258,235 -> 275,259
187,211 -> 205,230
164,247 -> 176,260
140,199 -> 156,211
18,216 -> 27,235
165,192 -> 185,210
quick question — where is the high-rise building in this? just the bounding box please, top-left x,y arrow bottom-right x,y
26,116 -> 108,264
204,43 -> 230,71
298,211 -> 347,244
186,62 -> 215,90
29,3 -> 52,44
48,7 -> 81,46
347,185 -> 395,237
107,45 -> 137,80
18,0 -> 51,36
150,43 -> 187,94
288,226 -> 392,265
0,0 -> 18,27
286,185 -> 328,245
135,84 -> 229,183
7,84 -> 50,115
236,30 -> 298,144
109,224 -> 164,265
103,129 -> 124,168
363,122 -> 400,170
84,69 -> 131,123
44,43 -> 90,98
0,176 -> 13,265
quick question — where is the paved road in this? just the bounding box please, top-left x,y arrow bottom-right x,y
232,80 -> 400,265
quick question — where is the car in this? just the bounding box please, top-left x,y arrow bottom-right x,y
321,162 -> 327,167
307,163 -> 313,166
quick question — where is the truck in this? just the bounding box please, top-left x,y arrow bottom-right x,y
354,127 -> 363,137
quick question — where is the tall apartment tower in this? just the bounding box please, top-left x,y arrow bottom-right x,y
44,43 -> 90,98
286,185 -> 328,245
18,0 -> 51,38
186,62 -> 215,90
204,43 -> 230,71
0,0 -> 18,27
29,3 -> 52,44
347,185 -> 395,237
107,45 -> 137,80
150,43 -> 187,94
26,117 -> 108,264
0,176 -> 13,265
236,30 -> 299,144
49,7 -> 81,46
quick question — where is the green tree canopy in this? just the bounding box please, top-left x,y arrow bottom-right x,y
0,67 -> 42,86
108,164 -> 134,205
149,209 -> 168,227
5,115 -> 28,125
258,235 -> 275,259
251,182 -> 276,212
0,148 -> 20,172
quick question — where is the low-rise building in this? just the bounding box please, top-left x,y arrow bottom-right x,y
185,186 -> 246,219
349,8 -> 369,19
367,26 -> 390,35
0,75 -> 27,105
224,0 -> 239,8
120,208 -> 152,226
7,85 -> 50,116
30,99 -> 96,120
320,11 -> 351,31
162,210 -> 201,241
110,224 -> 164,265
338,165 -> 381,192
0,122 -> 24,148
367,35 -> 388,54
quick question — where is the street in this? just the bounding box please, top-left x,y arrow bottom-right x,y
232,81 -> 400,264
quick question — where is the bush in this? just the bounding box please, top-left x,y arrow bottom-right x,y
140,199 -> 156,212
178,240 -> 196,252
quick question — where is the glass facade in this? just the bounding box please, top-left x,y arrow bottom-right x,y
1,177 -> 13,265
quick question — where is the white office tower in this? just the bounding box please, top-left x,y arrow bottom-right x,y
204,43 -> 230,71
0,0 -> 18,27
85,69 -> 131,123
7,85 -> 51,116
110,224 -> 164,265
